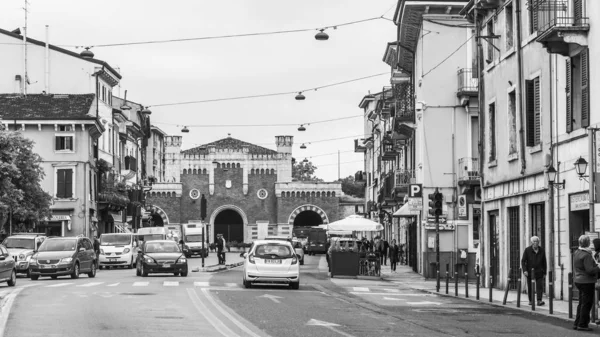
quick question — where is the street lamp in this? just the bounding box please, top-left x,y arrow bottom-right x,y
546,165 -> 565,189
315,29 -> 329,41
574,157 -> 589,180
298,125 -> 306,132
181,126 -> 190,133
295,92 -> 306,100
300,143 -> 307,149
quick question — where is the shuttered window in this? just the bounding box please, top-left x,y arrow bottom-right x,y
529,1 -> 538,34
526,77 -> 541,146
55,135 -> 73,151
581,48 -> 589,128
566,58 -> 572,133
56,169 -> 73,198
489,102 -> 496,161
567,48 -> 590,132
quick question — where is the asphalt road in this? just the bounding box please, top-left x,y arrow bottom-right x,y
0,255 -> 592,337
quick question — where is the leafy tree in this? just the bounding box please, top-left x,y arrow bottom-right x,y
0,130 -> 52,230
336,175 -> 365,198
292,160 -> 323,182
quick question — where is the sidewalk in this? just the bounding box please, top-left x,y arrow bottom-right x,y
379,262 -> 588,326
190,252 -> 245,272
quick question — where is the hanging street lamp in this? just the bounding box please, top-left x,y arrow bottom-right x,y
295,92 -> 306,100
300,143 -> 307,149
181,126 -> 190,133
298,125 -> 306,131
315,29 -> 329,41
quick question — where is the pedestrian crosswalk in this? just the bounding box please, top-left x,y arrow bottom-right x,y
32,280 -> 247,289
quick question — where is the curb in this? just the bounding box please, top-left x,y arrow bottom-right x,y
193,261 -> 244,273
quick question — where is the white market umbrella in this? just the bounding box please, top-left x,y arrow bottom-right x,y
327,215 -> 384,232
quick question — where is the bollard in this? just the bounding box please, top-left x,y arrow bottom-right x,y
503,268 -> 511,305
445,264 -> 449,295
476,272 -> 480,300
465,271 -> 469,298
549,271 -> 553,315
531,271 -> 536,311
436,264 -> 440,292
455,270 -> 459,296
516,268 -> 522,308
568,272 -> 573,318
489,274 -> 493,303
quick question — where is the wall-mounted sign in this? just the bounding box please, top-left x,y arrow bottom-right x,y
225,180 -> 232,188
458,195 -> 467,220
570,192 -> 589,211
409,184 -> 423,198
408,197 -> 422,213
189,189 -> 200,200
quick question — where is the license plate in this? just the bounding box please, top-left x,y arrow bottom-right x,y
162,264 -> 171,268
40,265 -> 46,269
108,257 -> 118,260
265,259 -> 281,264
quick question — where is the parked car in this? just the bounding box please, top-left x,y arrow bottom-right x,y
29,236 -> 97,280
291,238 -> 305,265
242,239 -> 300,289
98,233 -> 139,269
3,233 -> 46,276
0,244 -> 17,287
136,240 -> 188,277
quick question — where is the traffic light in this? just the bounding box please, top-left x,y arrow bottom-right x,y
200,194 -> 207,220
428,188 -> 443,217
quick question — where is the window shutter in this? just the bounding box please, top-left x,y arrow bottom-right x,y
55,136 -> 60,150
574,0 -> 583,25
489,103 -> 496,161
526,80 -> 535,146
65,169 -> 73,198
57,169 -> 65,198
566,59 -> 572,133
67,136 -> 73,151
534,77 -> 541,145
581,48 -> 589,128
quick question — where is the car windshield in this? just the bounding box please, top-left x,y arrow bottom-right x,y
3,238 -> 35,250
38,239 -> 76,252
145,242 -> 180,253
100,234 -> 131,246
254,244 -> 293,258
139,234 -> 164,242
186,235 -> 203,242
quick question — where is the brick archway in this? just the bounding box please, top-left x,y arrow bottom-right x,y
147,205 -> 169,225
287,204 -> 329,225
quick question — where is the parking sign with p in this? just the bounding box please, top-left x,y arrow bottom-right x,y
409,184 -> 422,198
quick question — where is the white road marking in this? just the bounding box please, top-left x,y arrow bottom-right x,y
383,288 -> 400,292
225,283 -> 237,288
257,294 -> 282,304
194,281 -> 210,287
0,288 -> 25,337
200,288 -> 263,337
406,301 -> 442,305
306,319 -> 355,337
187,288 -> 240,337
77,282 -> 104,287
106,283 -> 120,287
164,281 -> 179,287
132,282 -> 149,287
384,297 -> 405,301
45,283 -> 73,288
350,292 -> 433,296
353,287 -> 370,292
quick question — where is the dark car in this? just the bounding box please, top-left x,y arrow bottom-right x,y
136,240 -> 188,277
29,236 -> 97,280
0,244 -> 17,287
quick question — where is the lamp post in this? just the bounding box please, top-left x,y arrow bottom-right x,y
546,164 -> 565,302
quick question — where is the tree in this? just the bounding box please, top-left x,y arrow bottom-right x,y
0,130 -> 52,230
336,175 -> 365,198
292,160 -> 323,182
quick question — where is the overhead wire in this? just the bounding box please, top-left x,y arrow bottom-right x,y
151,115 -> 362,128
422,34 -> 474,77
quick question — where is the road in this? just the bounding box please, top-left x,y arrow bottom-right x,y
0,255 -> 589,337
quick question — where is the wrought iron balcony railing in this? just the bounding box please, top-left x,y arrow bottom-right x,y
458,157 -> 480,182
395,169 -> 415,187
531,0 -> 588,33
457,68 -> 479,96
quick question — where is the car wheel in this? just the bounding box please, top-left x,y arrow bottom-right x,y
243,278 -> 251,289
180,271 -> 188,277
141,264 -> 148,277
290,281 -> 299,290
7,270 -> 16,287
300,259 -> 304,266
88,262 -> 97,278
71,263 -> 80,279
136,263 -> 141,276
51,276 -> 58,279
30,275 -> 39,281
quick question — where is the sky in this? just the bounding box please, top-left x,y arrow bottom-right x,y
0,0 -> 397,182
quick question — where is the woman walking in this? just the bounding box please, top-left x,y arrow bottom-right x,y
389,239 -> 399,272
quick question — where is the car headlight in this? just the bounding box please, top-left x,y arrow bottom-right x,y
178,258 -> 187,263
123,248 -> 131,254
60,257 -> 73,263
18,254 -> 25,260
26,255 -> 32,261
145,257 -> 154,263
100,249 -> 105,255
29,258 -> 37,264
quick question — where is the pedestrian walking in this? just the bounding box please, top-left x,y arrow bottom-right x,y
389,239 -> 399,272
382,239 -> 389,266
521,236 -> 547,306
93,236 -> 100,257
216,234 -> 224,264
220,235 -> 227,264
573,235 -> 600,331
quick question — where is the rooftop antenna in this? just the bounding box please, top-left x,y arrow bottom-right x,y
22,0 -> 30,95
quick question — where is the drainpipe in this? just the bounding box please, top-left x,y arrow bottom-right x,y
547,51 -> 555,300
516,0 -> 527,174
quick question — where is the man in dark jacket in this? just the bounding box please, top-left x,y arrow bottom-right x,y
216,234 -> 224,264
521,236 -> 547,306
382,240 -> 389,266
573,235 -> 600,331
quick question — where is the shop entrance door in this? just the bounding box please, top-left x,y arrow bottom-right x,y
489,211 -> 500,288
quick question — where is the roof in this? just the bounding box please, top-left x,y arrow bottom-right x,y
0,28 -> 122,79
0,94 -> 96,120
182,137 -> 278,156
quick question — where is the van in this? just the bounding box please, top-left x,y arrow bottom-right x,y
98,233 -> 139,269
181,224 -> 208,258
306,228 -> 328,255
136,227 -> 167,243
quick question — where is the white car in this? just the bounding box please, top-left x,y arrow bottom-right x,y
242,240 -> 300,289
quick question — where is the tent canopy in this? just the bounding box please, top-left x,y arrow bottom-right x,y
327,215 -> 383,232
393,203 -> 416,217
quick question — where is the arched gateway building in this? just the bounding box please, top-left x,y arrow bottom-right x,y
144,135 -> 347,244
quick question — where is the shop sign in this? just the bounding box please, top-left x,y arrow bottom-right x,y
570,193 -> 589,211
423,222 -> 455,231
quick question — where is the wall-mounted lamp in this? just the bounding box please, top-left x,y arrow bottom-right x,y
574,157 -> 589,180
546,165 -> 565,189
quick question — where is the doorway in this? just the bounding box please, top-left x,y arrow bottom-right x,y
489,211 -> 500,288
214,209 -> 244,243
508,207 -> 520,290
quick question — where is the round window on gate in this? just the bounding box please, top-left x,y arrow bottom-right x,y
189,189 -> 200,200
257,189 -> 268,200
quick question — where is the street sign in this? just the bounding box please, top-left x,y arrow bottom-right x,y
409,184 -> 423,198
458,195 -> 467,220
408,198 -> 422,213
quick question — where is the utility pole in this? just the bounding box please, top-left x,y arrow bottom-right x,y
338,150 -> 340,181
22,0 -> 29,95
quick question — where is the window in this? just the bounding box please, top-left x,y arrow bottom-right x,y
529,0 -> 538,34
489,102 -> 497,162
508,206 -> 520,289
486,20 -> 495,62
508,91 -> 518,155
56,168 -> 73,198
101,86 -> 106,102
525,77 -> 541,146
531,203 -> 545,245
55,126 -> 74,151
566,48 -> 589,132
505,2 -> 514,50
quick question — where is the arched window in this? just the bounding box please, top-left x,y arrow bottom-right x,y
203,168 -> 207,174
286,192 -> 291,197
193,169 -> 197,174
162,192 -> 167,197
291,192 -> 296,197
261,169 -> 265,175
251,169 -> 255,175
301,192 -> 306,197
151,192 -> 156,197
311,192 -> 316,197
237,163 -> 241,168
183,169 -> 187,175
327,191 -> 331,197
265,169 -> 269,175
281,192 -> 285,197
271,169 -> 275,175
316,192 -> 321,197
216,163 -> 221,168
332,192 -> 336,197
226,163 -> 230,169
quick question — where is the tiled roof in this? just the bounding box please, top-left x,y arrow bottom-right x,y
0,94 -> 96,120
182,137 -> 278,156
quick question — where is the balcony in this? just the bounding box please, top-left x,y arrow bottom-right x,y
379,87 -> 395,120
531,0 -> 589,56
458,157 -> 480,185
393,82 -> 414,123
457,68 -> 479,97
121,155 -> 138,180
98,176 -> 130,212
393,169 -> 415,201
381,137 -> 397,161
354,139 -> 366,153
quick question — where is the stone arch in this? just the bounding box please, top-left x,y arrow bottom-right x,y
286,191 -> 291,197
287,204 -> 329,225
291,191 -> 296,197
251,169 -> 255,174
332,191 -> 336,197
261,169 -> 265,174
327,191 -> 331,197
316,192 -> 321,197
301,192 -> 306,197
148,205 -> 170,225
209,204 -> 249,226
311,191 -> 315,197
237,163 -> 241,168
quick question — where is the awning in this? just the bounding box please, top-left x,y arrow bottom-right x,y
393,203 -> 416,217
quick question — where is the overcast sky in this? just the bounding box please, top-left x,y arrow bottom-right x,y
1,0 -> 397,182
